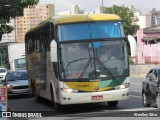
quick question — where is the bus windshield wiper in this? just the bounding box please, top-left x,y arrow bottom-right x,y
79,58 -> 92,79
65,58 -> 89,71
79,45 -> 93,79
95,57 -> 115,79
65,58 -> 89,77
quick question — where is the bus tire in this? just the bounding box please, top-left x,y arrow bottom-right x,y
31,81 -> 35,97
34,83 -> 42,103
50,85 -> 61,110
108,101 -> 118,107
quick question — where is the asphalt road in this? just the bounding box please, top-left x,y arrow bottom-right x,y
7,77 -> 160,119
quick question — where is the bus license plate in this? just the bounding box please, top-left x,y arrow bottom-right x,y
91,95 -> 103,100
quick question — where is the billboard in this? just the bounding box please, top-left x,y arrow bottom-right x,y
0,86 -> 7,112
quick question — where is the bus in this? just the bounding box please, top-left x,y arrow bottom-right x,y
12,57 -> 26,71
25,14 -> 130,110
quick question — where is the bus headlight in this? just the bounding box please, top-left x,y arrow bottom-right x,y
61,88 -> 78,93
114,83 -> 130,89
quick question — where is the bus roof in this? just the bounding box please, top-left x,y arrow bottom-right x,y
52,14 -> 122,24
26,14 -> 122,35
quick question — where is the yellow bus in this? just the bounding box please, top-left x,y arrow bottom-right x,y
25,14 -> 130,110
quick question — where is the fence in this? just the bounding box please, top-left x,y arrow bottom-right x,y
130,64 -> 160,77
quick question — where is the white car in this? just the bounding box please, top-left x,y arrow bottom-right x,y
0,67 -> 7,80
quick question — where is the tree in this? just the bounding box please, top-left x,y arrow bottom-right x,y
0,0 -> 39,41
105,5 -> 139,36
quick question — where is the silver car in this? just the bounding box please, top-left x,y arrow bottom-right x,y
3,70 -> 30,96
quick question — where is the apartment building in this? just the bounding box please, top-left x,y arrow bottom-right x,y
16,4 -> 55,42
59,5 -> 84,15
0,4 -> 55,43
134,12 -> 152,29
95,6 -> 106,13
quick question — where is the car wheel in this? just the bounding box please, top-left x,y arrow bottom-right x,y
142,92 -> 150,107
108,101 -> 118,107
155,93 -> 160,108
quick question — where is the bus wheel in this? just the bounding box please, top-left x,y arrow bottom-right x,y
108,101 -> 118,107
34,85 -> 42,103
31,81 -> 35,97
50,86 -> 61,110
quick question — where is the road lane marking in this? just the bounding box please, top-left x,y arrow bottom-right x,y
130,95 -> 142,99
131,83 -> 142,86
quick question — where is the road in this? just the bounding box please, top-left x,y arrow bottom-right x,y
7,77 -> 160,119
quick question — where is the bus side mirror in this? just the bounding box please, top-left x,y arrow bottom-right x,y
50,40 -> 57,62
127,35 -> 137,57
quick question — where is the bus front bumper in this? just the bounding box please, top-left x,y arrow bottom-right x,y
59,88 -> 130,105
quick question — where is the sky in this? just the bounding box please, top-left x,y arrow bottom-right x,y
39,0 -> 160,13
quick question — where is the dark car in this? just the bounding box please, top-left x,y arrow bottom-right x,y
142,67 -> 160,108
3,70 -> 30,96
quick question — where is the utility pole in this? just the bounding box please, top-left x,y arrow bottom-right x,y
102,0 -> 104,7
101,0 -> 105,13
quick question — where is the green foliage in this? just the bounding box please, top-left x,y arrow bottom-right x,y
129,56 -> 134,64
0,0 -> 39,36
105,5 -> 139,36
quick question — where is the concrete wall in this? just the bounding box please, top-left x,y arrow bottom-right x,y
130,64 -> 160,77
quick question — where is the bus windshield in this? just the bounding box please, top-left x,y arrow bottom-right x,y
13,58 -> 26,70
58,21 -> 124,41
59,40 -> 129,80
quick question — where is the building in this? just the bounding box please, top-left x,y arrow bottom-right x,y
134,12 -> 152,29
0,19 -> 16,43
0,4 -> 55,43
59,5 -> 84,15
0,4 -> 54,69
16,4 -> 55,42
95,6 -> 106,13
70,5 -> 80,14
137,25 -> 160,64
133,9 -> 160,29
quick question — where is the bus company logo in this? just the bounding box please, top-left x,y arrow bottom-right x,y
76,85 -> 89,88
2,112 -> 11,117
94,86 -> 99,91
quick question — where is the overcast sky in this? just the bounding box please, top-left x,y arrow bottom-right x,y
39,0 -> 160,13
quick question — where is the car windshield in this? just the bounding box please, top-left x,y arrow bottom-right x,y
0,69 -> 6,73
59,40 -> 129,80
6,72 -> 28,81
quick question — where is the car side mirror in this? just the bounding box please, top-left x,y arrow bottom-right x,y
148,74 -> 157,80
